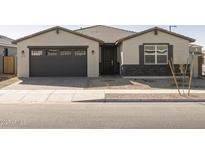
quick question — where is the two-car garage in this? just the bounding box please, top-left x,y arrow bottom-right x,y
29,46 -> 87,76
14,26 -> 102,77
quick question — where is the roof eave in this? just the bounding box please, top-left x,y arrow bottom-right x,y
75,25 -> 136,34
116,27 -> 196,44
12,26 -> 104,44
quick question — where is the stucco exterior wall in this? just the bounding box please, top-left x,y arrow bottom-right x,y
16,29 -> 100,77
121,31 -> 190,65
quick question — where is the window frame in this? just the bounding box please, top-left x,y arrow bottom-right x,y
144,44 -> 168,65
60,50 -> 72,56
74,50 -> 86,56
31,50 -> 43,56
46,49 -> 58,56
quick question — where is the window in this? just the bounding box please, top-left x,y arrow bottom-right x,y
144,45 -> 168,64
4,48 -> 8,56
31,50 -> 43,56
74,50 -> 86,56
60,51 -> 72,56
47,49 -> 58,56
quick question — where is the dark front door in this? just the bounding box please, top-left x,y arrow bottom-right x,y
102,46 -> 116,75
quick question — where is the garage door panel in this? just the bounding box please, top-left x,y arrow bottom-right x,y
31,57 -> 75,76
30,47 -> 87,76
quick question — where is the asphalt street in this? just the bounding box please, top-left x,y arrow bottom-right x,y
0,102 -> 205,128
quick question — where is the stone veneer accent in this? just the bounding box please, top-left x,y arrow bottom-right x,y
121,64 -> 188,76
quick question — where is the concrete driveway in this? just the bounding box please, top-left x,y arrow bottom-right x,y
2,77 -> 89,90
2,77 -> 150,90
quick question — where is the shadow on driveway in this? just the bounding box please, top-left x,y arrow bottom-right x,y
3,76 -> 205,90
18,77 -> 89,88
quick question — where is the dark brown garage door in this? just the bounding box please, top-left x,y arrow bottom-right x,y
29,46 -> 87,76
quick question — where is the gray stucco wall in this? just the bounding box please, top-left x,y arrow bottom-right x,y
0,46 -> 17,74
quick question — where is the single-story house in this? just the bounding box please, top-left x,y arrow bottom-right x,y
0,35 -> 17,74
13,25 -> 200,77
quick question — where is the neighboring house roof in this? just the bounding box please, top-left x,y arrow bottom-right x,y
116,27 -> 195,44
0,35 -> 13,44
13,26 -> 104,44
76,25 -> 136,43
0,43 -> 17,48
189,44 -> 203,48
189,44 -> 203,54
0,35 -> 16,47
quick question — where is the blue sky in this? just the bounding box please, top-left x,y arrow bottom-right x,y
0,25 -> 204,48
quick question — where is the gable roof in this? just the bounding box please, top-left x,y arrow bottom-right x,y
116,27 -> 195,44
12,26 -> 104,44
76,25 -> 136,34
76,25 -> 136,43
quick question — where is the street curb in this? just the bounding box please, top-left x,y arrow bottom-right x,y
104,99 -> 205,102
1,99 -> 205,104
73,98 -> 205,103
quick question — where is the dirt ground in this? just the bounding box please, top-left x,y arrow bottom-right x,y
88,76 -> 205,90
0,74 -> 16,81
106,93 -> 205,100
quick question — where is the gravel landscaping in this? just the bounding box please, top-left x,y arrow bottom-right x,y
0,75 -> 18,89
88,77 -> 205,90
105,93 -> 205,100
0,74 -> 15,81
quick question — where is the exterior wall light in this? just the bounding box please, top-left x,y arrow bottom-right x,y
56,28 -> 59,34
21,50 -> 25,56
154,29 -> 158,35
92,50 -> 95,55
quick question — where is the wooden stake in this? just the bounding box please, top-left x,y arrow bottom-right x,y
168,60 -> 181,95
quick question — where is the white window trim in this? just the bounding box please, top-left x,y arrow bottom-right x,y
144,45 -> 168,65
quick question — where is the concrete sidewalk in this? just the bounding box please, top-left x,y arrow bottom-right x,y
0,90 -> 104,103
0,89 -> 205,103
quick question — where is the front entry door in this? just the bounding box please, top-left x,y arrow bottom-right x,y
102,46 -> 115,75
